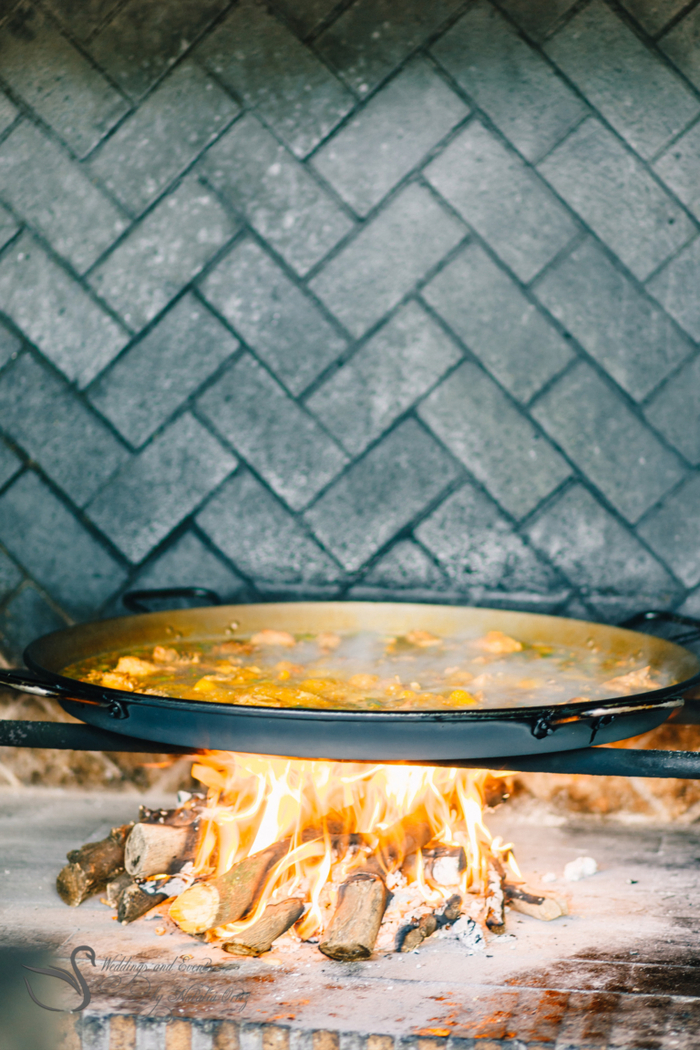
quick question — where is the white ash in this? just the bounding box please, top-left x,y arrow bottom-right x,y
139,861 -> 195,897
438,916 -> 485,954
542,872 -> 557,883
564,856 -> 598,882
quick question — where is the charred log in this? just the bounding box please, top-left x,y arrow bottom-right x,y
56,824 -> 132,906
485,861 -> 506,934
399,912 -> 438,952
319,873 -> 388,961
504,882 -> 568,921
117,882 -> 168,924
125,823 -> 196,878
222,898 -> 305,956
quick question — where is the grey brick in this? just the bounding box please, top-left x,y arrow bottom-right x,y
619,0 -> 688,35
538,118 -> 695,282
88,293 -> 239,447
525,483 -> 677,600
545,0 -> 699,161
131,529 -> 249,603
352,539 -> 448,594
531,361 -> 685,522
200,238 -> 344,396
0,471 -> 126,616
0,91 -> 18,136
312,57 -> 468,216
271,0 -> 340,38
87,62 -> 239,216
422,242 -> 573,402
415,482 -> 558,592
0,2 -> 128,158
495,0 -> 576,41
0,583 -> 67,657
661,6 -> 700,92
195,0 -> 353,159
645,353 -> 700,464
86,413 -> 237,564
419,360 -> 570,518
87,0 -> 229,100
307,300 -> 461,455
654,122 -> 700,222
0,353 -> 129,506
199,114 -> 353,277
647,235 -> 700,341
432,2 -> 586,163
315,0 -> 464,97
0,231 -> 128,387
0,439 -> 21,490
0,544 -> 22,600
309,182 -> 465,338
533,238 -> 692,401
197,353 -> 347,510
0,121 -> 127,274
196,469 -> 343,588
304,418 -> 460,572
637,474 -> 700,586
425,121 -> 578,282
88,174 -> 236,331
0,323 -> 21,373
45,0 -> 122,41
680,585 -> 700,618
0,202 -> 18,252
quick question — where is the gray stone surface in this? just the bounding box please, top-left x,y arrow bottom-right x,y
0,203 -> 19,254
0,2 -> 128,158
44,0 -> 123,41
660,5 -> 700,91
534,237 -> 692,401
0,121 -> 127,274
312,57 -> 468,215
655,121 -> 700,222
315,0 -> 463,96
0,583 -> 67,655
0,352 -> 129,506
0,92 -> 18,136
309,182 -> 465,337
532,361 -> 685,523
416,482 -> 558,592
645,353 -> 700,465
88,293 -> 239,448
271,0 -> 340,39
539,118 -> 696,281
647,235 -> 700,341
199,114 -> 353,276
351,538 -> 448,596
426,120 -> 578,282
638,474 -> 700,587
432,2 -> 586,163
525,483 -> 678,603
0,324 -> 21,374
545,0 -> 699,161
195,0 -> 353,158
0,544 -> 22,600
86,0 -> 229,100
88,174 -> 236,331
307,300 -> 461,455
0,440 -> 21,491
85,413 -> 237,563
196,470 -> 343,588
422,242 -> 574,402
419,360 -> 571,519
0,231 -> 128,387
129,529 -> 248,602
618,0 -> 688,36
197,353 -> 347,511
87,62 -> 239,216
0,471 -> 126,616
496,0 -> 576,40
200,237 -> 345,395
304,419 -> 460,571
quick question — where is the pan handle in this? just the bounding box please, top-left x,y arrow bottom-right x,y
0,668 -> 72,699
620,609 -> 700,647
122,587 -> 223,613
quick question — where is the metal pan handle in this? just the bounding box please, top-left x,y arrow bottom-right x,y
620,609 -> 700,647
0,668 -> 71,699
122,587 -> 223,614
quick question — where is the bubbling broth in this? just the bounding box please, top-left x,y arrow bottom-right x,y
62,627 -> 675,711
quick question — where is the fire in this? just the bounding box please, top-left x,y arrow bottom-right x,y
184,752 -> 520,944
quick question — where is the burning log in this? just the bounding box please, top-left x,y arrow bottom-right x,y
170,839 -> 289,934
222,898 -> 305,956
504,882 -> 568,922
319,872 -> 388,961
400,912 -> 437,952
441,892 -> 462,923
485,860 -> 506,934
402,845 -> 465,886
125,823 -> 195,878
56,824 -> 132,906
105,872 -> 132,908
117,882 -> 168,924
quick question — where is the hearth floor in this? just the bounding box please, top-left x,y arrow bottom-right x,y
2,788 -> 700,1050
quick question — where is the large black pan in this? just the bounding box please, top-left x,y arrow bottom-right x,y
1,599 -> 698,761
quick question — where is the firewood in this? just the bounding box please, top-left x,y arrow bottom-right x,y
485,861 -> 506,934
221,898 -> 305,956
170,839 -> 290,934
118,882 -> 167,924
319,873 -> 388,961
504,882 -> 568,922
105,872 -> 132,908
440,893 -> 462,923
402,845 -> 465,886
400,912 -> 438,952
125,823 -> 195,878
138,795 -> 206,827
56,824 -> 132,906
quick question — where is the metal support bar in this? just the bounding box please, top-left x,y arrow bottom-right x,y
0,720 -> 195,754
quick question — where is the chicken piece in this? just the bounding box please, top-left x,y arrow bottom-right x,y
250,630 -> 296,648
476,631 -> 523,654
603,665 -> 657,695
348,673 -> 380,690
316,631 -> 341,650
404,630 -> 442,648
444,666 -> 474,685
100,672 -> 137,691
114,656 -> 157,676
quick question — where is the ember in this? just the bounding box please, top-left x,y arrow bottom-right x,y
56,753 -> 568,958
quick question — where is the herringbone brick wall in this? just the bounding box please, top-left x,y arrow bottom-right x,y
0,0 -> 698,658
